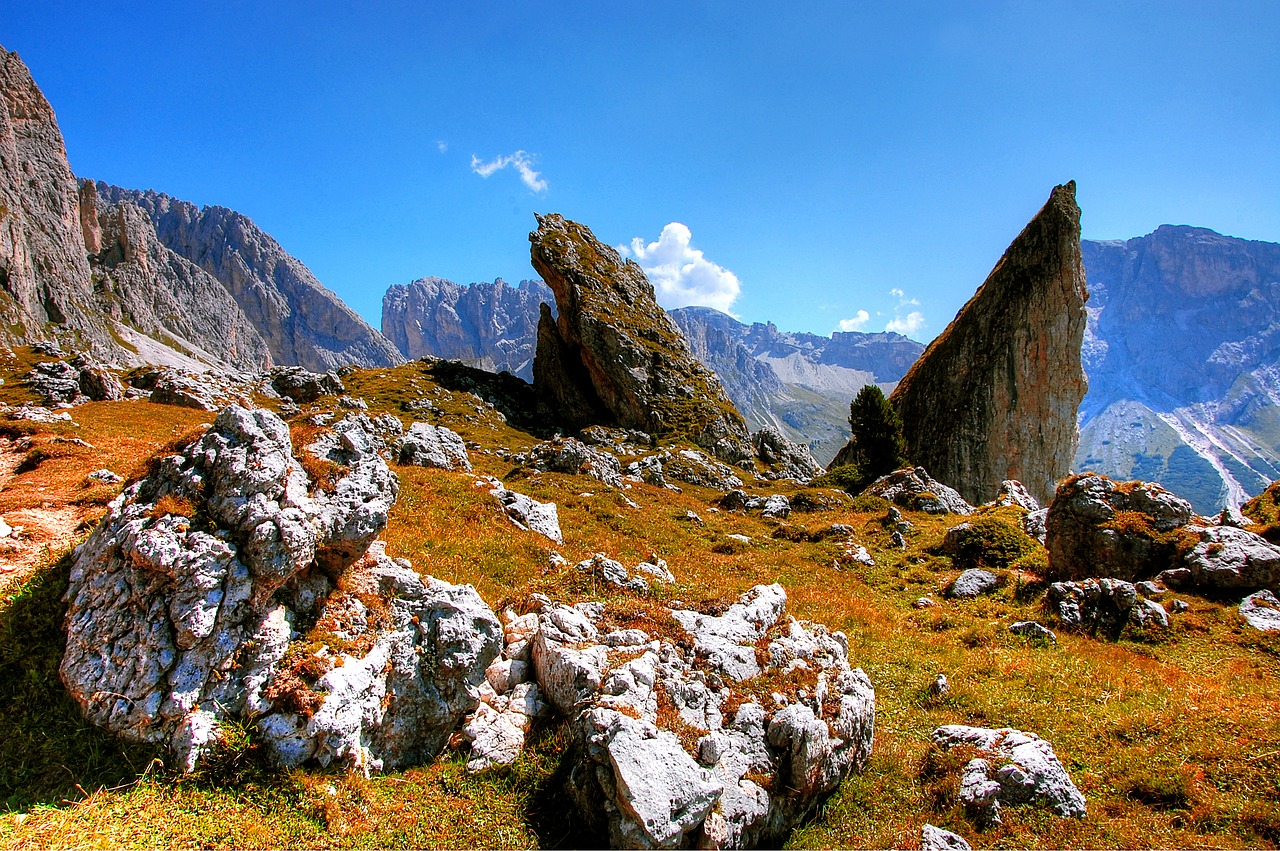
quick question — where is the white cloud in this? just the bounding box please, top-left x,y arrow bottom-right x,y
436,140 -> 448,153
837,311 -> 870,332
889,287 -> 905,299
618,223 -> 740,313
469,150 -> 547,193
890,287 -> 919,307
886,310 -> 926,337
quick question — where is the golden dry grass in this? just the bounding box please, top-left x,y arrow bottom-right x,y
2,358 -> 1279,848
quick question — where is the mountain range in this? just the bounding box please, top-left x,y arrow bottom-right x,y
376,228 -> 1280,514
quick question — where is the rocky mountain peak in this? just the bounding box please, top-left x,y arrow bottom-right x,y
884,182 -> 1089,506
529,213 -> 753,462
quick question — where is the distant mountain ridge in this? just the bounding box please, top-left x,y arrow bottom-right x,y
1076,225 -> 1280,513
0,45 -> 402,373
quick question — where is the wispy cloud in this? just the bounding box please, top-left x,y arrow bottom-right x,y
436,140 -> 448,153
469,150 -> 547,193
618,223 -> 740,314
837,311 -> 870,332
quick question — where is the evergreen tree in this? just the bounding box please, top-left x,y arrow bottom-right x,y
846,385 -> 908,479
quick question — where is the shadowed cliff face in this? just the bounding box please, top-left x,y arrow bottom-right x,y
529,213 -> 753,462
884,182 -> 1089,506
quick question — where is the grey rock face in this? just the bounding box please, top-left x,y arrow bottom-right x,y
0,48 -> 107,355
396,422 -> 472,471
989,480 -> 1042,512
94,184 -> 404,372
1240,589 -> 1280,632
932,724 -> 1087,820
528,584 -> 875,849
58,406 -> 438,772
889,183 -> 1088,506
381,276 -> 551,380
948,569 -> 1000,599
864,467 -> 974,515
22,356 -> 124,406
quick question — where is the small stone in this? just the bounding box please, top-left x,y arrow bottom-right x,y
930,674 -> 950,696
948,569 -> 1000,599
1009,621 -> 1057,643
1240,589 -> 1280,632
921,823 -> 972,851
913,597 -> 935,609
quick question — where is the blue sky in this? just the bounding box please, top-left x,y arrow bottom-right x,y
7,1 -> 1279,342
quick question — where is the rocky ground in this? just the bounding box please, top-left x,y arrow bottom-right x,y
1,350 -> 1279,849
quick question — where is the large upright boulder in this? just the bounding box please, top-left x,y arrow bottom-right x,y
887,183 -> 1089,506
529,213 -> 753,463
60,406 -> 502,774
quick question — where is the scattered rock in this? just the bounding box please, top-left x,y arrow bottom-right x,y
521,436 -> 623,487
1021,508 -> 1048,544
920,823 -> 971,851
527,585 -> 875,848
1045,578 -> 1170,639
913,597 -> 936,609
58,406 -> 507,775
1239,589 -> 1280,632
484,479 -> 564,544
988,480 -> 1042,512
1218,505 -> 1254,528
5,404 -> 75,423
932,725 -> 1086,821
1170,599 -> 1189,613
864,467 -> 973,515
269,366 -> 344,403
949,569 -> 1000,599
86,468 -> 123,484
1009,621 -> 1056,643
930,674 -> 949,696
1181,524 -> 1280,590
1045,474 -> 1194,582
889,183 -> 1088,507
574,553 -> 671,592
396,422 -> 472,471
627,449 -> 746,492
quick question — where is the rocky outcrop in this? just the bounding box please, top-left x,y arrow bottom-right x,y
752,426 -> 823,482
528,584 -> 875,848
529,213 -> 753,463
1046,472 -> 1280,592
396,422 -> 472,471
1077,226 -> 1280,513
887,183 -> 1088,506
863,467 -> 974,515
932,725 -> 1086,824
381,277 -> 551,380
1045,578 -> 1169,639
57,406 -> 514,775
92,183 -> 403,372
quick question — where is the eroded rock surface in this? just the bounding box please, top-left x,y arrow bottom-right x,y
396,422 -> 472,471
932,724 -> 1086,823
751,427 -> 822,482
60,405 -> 500,773
524,584 -> 875,849
888,183 -> 1088,506
863,467 -> 973,515
529,213 -> 753,463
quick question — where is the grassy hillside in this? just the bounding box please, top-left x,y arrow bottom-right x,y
1,355 -> 1278,848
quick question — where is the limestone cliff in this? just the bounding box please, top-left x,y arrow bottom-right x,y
381,276 -> 550,380
881,182 -> 1088,505
0,47 -> 109,354
93,184 -> 403,372
529,213 -> 753,462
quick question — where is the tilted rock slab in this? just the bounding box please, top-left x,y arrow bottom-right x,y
61,405 -> 500,773
885,182 -> 1088,507
863,467 -> 974,515
529,213 -> 753,463
528,584 -> 875,849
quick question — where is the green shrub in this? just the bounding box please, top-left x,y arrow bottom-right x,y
946,515 -> 1039,570
810,463 -> 869,494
